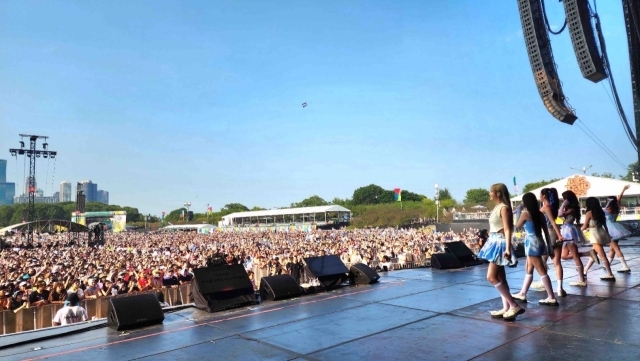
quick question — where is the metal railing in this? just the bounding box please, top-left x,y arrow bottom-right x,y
0,284 -> 192,336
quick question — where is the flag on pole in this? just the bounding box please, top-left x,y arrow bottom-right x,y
207,204 -> 213,215
180,210 -> 185,218
162,211 -> 165,220
513,177 -> 518,194
394,188 -> 402,202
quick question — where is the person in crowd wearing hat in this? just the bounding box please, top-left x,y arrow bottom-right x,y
52,293 -> 88,326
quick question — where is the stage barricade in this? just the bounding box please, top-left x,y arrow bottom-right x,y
0,283 -> 194,336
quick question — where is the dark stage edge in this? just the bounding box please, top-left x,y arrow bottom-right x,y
3,240 -> 640,360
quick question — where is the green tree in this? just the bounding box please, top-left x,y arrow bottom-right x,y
352,184 -> 388,205
620,161 -> 638,181
221,203 -> 250,213
331,197 -> 352,207
291,195 -> 329,208
251,206 -> 266,211
591,172 -> 615,179
437,188 -> 453,201
401,190 -> 426,202
522,178 -> 561,193
464,188 -> 490,204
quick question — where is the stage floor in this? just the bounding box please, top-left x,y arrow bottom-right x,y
3,240 -> 640,360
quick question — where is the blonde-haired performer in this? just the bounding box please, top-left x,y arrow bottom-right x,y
477,183 -> 524,321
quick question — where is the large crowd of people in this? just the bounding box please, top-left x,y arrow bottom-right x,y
0,227 -> 483,312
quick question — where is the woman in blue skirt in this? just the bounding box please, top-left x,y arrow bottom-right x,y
477,183 -> 524,320
539,188 -> 567,297
511,193 -> 558,305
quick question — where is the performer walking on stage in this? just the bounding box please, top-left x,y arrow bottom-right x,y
606,185 -> 632,273
539,188 -> 567,297
558,191 -> 587,288
477,183 -> 524,320
581,197 -> 616,280
511,193 -> 558,305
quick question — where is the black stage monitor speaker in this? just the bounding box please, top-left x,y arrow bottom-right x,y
445,241 -> 483,267
349,263 -> 380,285
303,255 -> 349,289
431,253 -> 462,270
259,274 -> 303,301
191,264 -> 257,312
107,293 -> 164,331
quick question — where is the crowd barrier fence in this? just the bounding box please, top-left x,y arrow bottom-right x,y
0,284 -> 193,336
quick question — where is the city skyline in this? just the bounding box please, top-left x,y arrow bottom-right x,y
0,160 -> 111,206
1,1 -> 637,215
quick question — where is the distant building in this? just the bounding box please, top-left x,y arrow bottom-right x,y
13,194 -> 58,204
0,159 -> 16,205
97,190 -> 109,205
0,183 -> 15,205
23,176 -> 37,195
79,180 -> 98,202
53,191 -> 60,201
59,181 -> 72,202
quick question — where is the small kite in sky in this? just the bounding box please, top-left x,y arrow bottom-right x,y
302,102 -> 308,108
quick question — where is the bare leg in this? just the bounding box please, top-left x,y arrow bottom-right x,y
530,256 -> 556,300
553,246 -> 565,296
514,258 -> 535,298
593,244 -> 614,277
568,243 -> 585,283
609,241 -> 630,270
487,263 -> 518,309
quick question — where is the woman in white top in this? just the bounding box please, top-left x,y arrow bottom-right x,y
477,183 -> 524,320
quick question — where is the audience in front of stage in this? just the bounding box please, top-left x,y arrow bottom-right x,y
0,227 -> 481,312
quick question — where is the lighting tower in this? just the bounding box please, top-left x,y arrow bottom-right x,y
9,135 -> 57,246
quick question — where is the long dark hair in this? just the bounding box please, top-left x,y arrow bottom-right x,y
586,197 -> 606,226
605,196 -> 619,215
541,188 -> 559,219
522,192 -> 543,238
490,183 -> 513,232
562,190 -> 581,224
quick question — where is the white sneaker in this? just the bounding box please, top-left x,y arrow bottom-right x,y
570,280 -> 587,287
530,281 -> 545,291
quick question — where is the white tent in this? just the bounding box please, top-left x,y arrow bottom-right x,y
511,174 -> 640,203
219,205 -> 351,226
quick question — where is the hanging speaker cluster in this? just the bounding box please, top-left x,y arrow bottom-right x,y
517,0 -> 577,124
563,0 -> 607,83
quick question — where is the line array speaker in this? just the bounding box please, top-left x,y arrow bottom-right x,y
518,0 -> 577,124
563,0 -> 607,83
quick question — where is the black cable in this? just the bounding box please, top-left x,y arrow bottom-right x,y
590,2 -> 638,150
541,0 -> 567,35
577,119 -> 628,169
575,121 -> 628,170
623,0 -> 640,45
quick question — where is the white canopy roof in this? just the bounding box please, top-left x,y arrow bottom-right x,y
511,174 -> 640,202
222,205 -> 351,220
159,224 -> 215,231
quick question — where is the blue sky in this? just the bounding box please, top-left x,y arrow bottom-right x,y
0,0 -> 636,215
